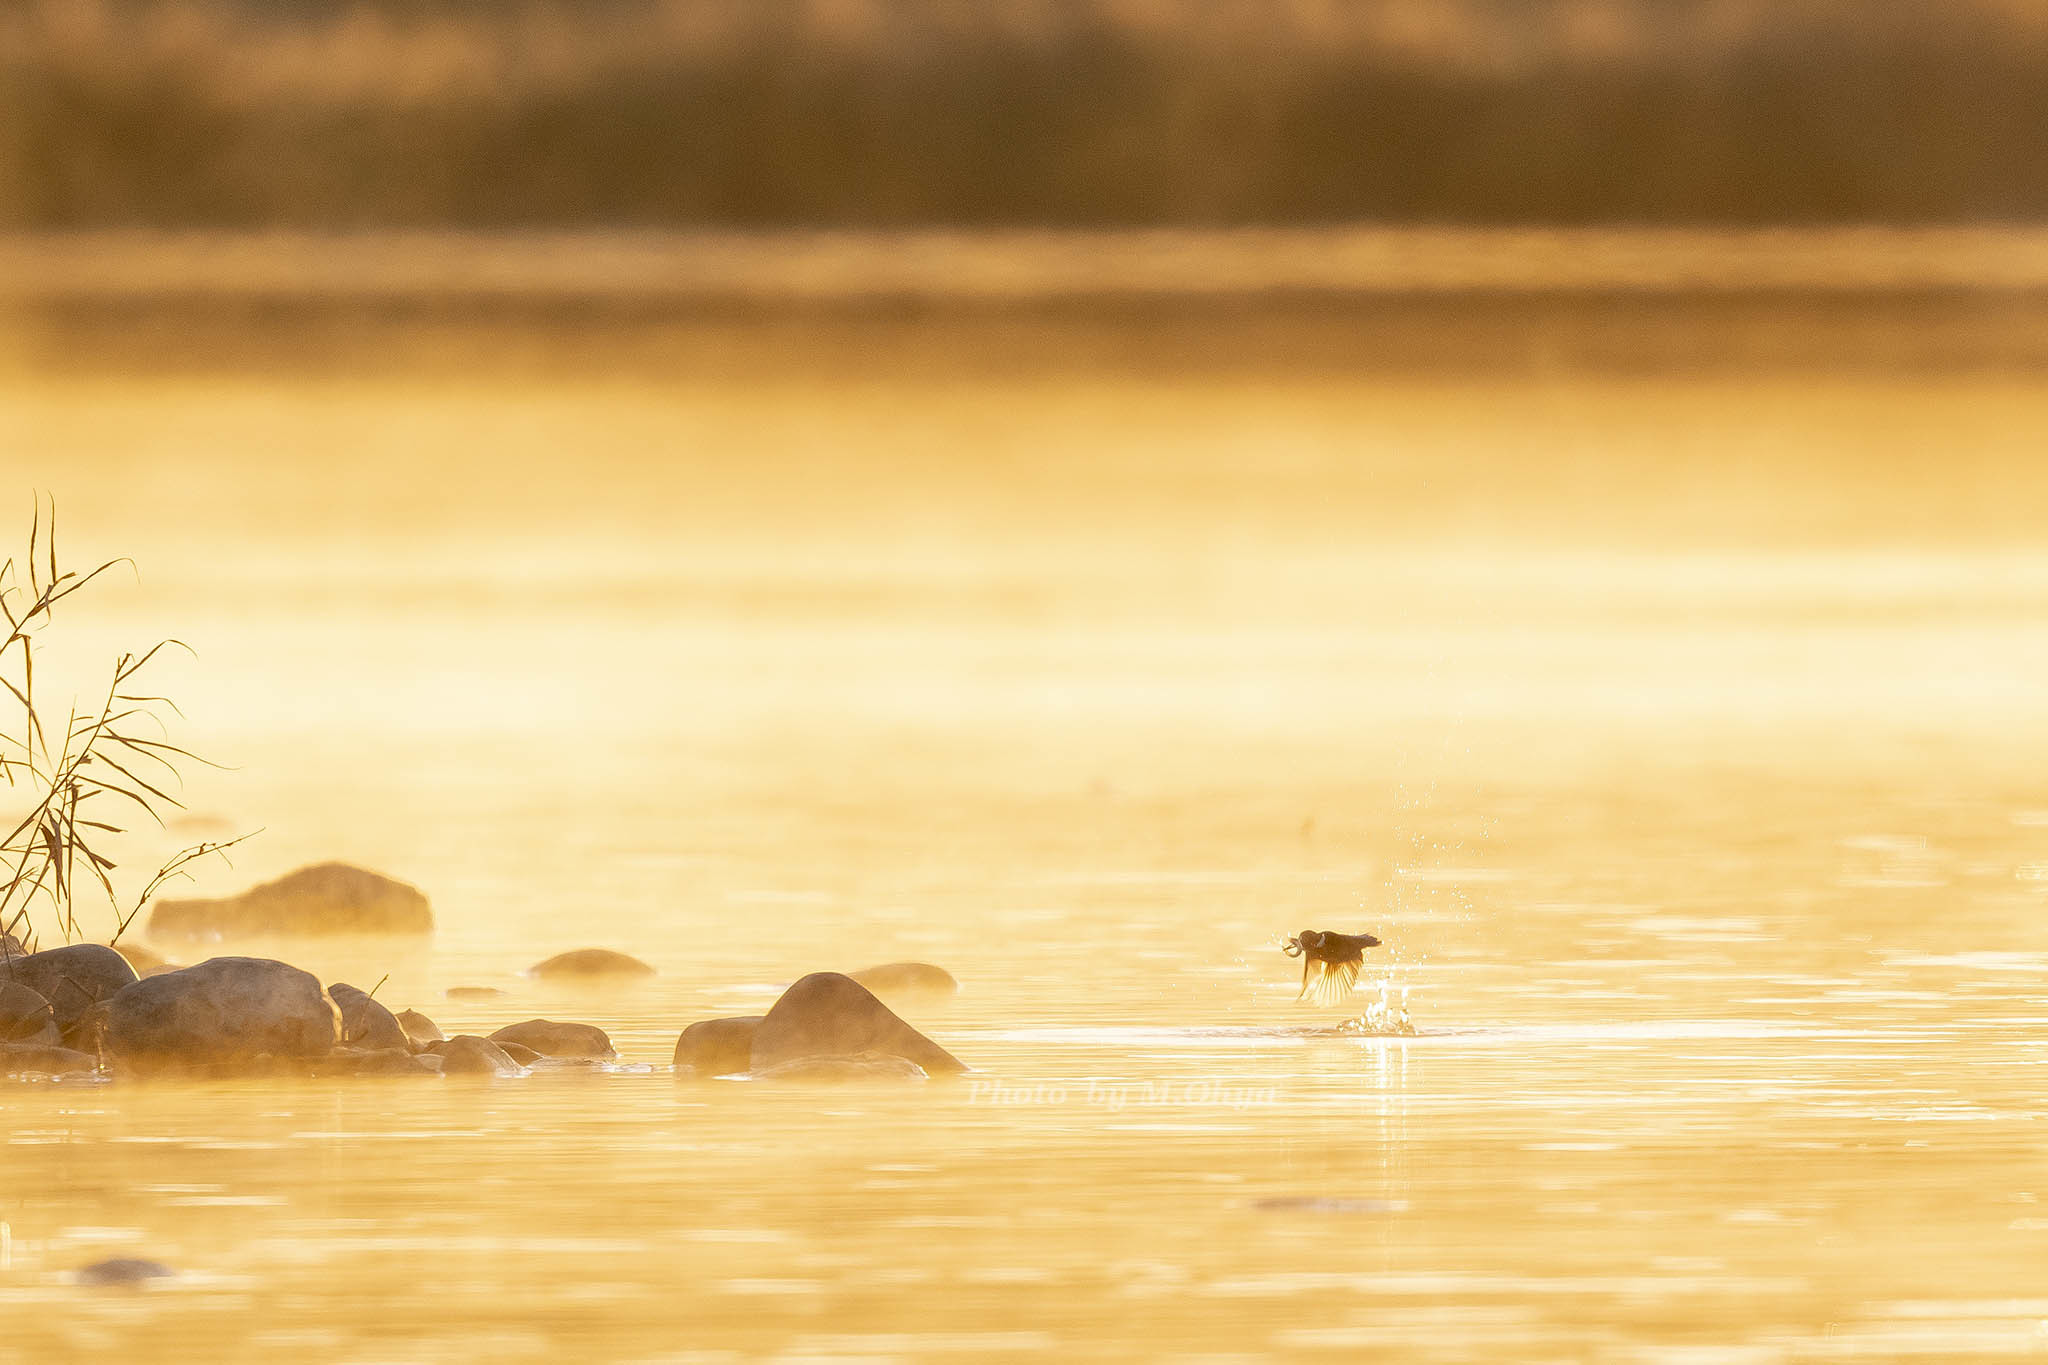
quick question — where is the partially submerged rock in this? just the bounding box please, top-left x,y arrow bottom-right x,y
0,944 -> 138,1044
849,961 -> 959,999
1251,1197 -> 1408,1215
438,1034 -> 526,1077
444,986 -> 505,1001
527,949 -> 655,981
673,1015 -> 763,1077
749,1053 -> 930,1083
494,1040 -> 543,1066
76,1258 -> 176,1287
327,983 -> 409,1053
395,1008 -> 444,1049
0,981 -> 58,1046
750,972 -> 967,1076
98,957 -> 341,1076
487,1018 -> 614,1060
150,863 -> 432,937
0,1042 -> 98,1077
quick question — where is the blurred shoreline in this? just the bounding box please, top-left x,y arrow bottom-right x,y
8,227 -> 2048,304
9,2 -> 2048,228
4,228 -> 2047,377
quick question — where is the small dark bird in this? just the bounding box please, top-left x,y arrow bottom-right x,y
1281,929 -> 1381,1005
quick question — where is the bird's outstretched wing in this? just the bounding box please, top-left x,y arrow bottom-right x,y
1297,957 -> 1360,1006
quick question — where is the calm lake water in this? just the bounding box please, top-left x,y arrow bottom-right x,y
3,231 -> 2048,1360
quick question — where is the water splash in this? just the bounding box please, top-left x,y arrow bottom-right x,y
1337,981 -> 1417,1036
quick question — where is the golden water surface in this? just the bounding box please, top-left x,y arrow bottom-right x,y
3,232 -> 2048,1360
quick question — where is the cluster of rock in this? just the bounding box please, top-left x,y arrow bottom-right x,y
1,862 -> 966,1084
0,944 -> 625,1080
0,947 -> 965,1084
0,944 -> 136,1077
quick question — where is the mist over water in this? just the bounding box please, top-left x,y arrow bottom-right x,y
6,235 -> 2048,1359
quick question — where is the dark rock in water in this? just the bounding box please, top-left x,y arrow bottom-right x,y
494,1040 -> 543,1066
1251,1197 -> 1409,1215
150,862 -> 432,937
76,1258 -> 176,1287
751,972 -> 967,1076
326,983 -> 409,1052
750,1052 -> 930,1083
0,1042 -> 99,1077
438,1034 -> 526,1077
673,1015 -> 763,1077
488,1018 -> 615,1060
527,949 -> 655,981
310,1046 -> 436,1077
0,944 -> 138,1043
849,961 -> 959,999
0,981 -> 58,1046
113,942 -> 171,976
99,957 -> 341,1076
444,986 -> 506,1001
395,1008 -> 444,1048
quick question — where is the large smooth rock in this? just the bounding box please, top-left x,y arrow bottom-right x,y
750,972 -> 966,1076
487,1019 -> 614,1060
673,1015 -> 763,1077
0,1042 -> 99,1077
438,1035 -> 526,1077
150,863 -> 432,937
327,983 -> 410,1052
750,1053 -> 930,1083
99,957 -> 341,1075
395,1008 -> 444,1048
527,949 -> 655,981
850,961 -> 959,999
0,981 -> 58,1046
0,944 -> 138,1042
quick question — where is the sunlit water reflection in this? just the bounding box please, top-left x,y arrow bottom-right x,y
3,282 -> 2048,1359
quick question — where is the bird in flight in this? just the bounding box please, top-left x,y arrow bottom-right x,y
1282,929 -> 1382,1005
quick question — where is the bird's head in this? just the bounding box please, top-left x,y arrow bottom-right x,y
1281,929 -> 1324,957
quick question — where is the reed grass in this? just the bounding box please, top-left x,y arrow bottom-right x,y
0,498 -> 243,956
